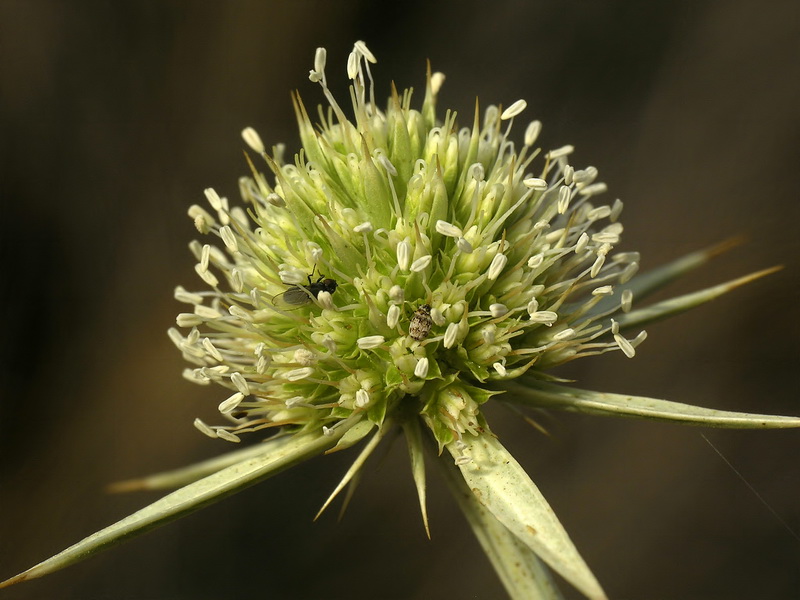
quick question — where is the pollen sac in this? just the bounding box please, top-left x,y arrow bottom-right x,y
409,304 -> 433,341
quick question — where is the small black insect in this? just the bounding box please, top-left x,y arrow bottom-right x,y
272,272 -> 338,310
409,303 -> 433,341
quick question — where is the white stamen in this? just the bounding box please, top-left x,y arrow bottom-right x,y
176,313 -> 203,328
389,285 -> 404,304
314,47 -> 327,75
282,367 -> 315,381
355,389 -> 370,408
563,165 -> 574,186
353,221 -> 373,233
354,40 -> 377,63
194,264 -> 219,287
487,253 -> 507,280
456,237 -> 473,253
174,286 -> 204,305
500,99 -> 527,120
527,254 -> 544,268
547,145 -> 574,160
285,396 -> 305,408
414,357 -> 429,378
492,362 -> 507,377
230,268 -> 244,293
322,425 -> 335,437
241,127 -> 265,153
524,120 -> 542,146
194,305 -> 221,319
614,334 -> 636,358
397,240 -> 411,271
410,255 -> 432,272
430,72 -> 445,95
621,289 -> 633,313
202,338 -> 223,361
204,188 -> 223,211
293,348 -> 315,366
321,335 -> 337,353
216,429 -> 241,443
386,304 -> 400,328
167,328 -> 184,349
530,310 -> 557,325
610,198 -> 624,222
193,418 -> 218,439
443,323 -> 459,349
357,335 -> 385,350
575,232 -> 590,254
266,193 -> 285,207
587,206 -> 612,221
230,372 -> 250,395
553,328 -> 575,341
489,303 -> 508,317
557,185 -> 571,214
219,226 -> 238,253
218,392 -> 244,414
526,299 -> 539,315
346,51 -> 358,79
435,220 -> 463,238
592,231 -> 620,244
199,244 -> 211,271
523,177 -> 548,190
579,182 -> 608,197
631,330 -> 648,347
592,285 -> 614,296
430,307 -> 446,326
482,325 -> 497,344
620,261 -> 639,283
590,254 -> 606,278
316,291 -> 334,309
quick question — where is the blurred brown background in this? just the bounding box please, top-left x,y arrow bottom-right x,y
1,1 -> 798,599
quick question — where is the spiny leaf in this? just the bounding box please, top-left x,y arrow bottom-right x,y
505,381 -> 800,428
438,449 -> 565,599
448,433 -> 607,600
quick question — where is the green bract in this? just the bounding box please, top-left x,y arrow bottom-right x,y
3,41 -> 798,600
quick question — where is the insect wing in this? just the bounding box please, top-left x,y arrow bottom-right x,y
271,286 -> 312,310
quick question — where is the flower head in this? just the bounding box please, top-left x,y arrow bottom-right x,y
3,42 -> 798,600
170,44 -> 643,458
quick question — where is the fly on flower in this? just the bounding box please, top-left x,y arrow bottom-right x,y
271,271 -> 338,310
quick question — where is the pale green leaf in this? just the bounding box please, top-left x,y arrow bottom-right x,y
0,421 -> 358,589
109,435 -> 293,492
574,238 -> 743,319
448,433 -> 607,600
615,266 -> 780,332
402,417 -> 430,538
505,381 -> 800,428
315,422 -> 389,520
438,449 -> 565,600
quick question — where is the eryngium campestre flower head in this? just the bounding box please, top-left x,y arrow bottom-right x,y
170,43 -> 642,455
4,41 -> 798,600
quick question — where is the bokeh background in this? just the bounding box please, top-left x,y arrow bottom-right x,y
1,1 -> 798,599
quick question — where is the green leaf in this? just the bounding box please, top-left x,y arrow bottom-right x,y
447,433 -> 607,600
315,423 -> 389,520
438,449 -> 565,600
0,421 -> 358,589
108,435 -> 294,492
402,417 -> 430,538
505,381 -> 800,428
573,238 -> 744,319
615,266 -> 780,332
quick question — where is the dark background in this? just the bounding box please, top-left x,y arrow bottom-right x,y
1,1 -> 799,599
